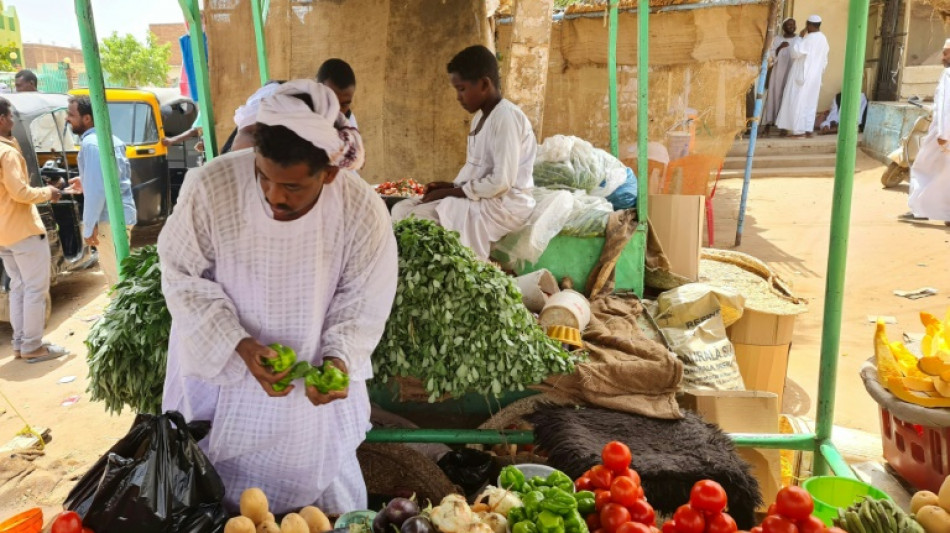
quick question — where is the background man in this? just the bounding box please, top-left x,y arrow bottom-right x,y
14,70 -> 38,93
65,95 -> 137,287
0,96 -> 68,362
763,18 -> 799,136
317,58 -> 358,129
775,15 -> 829,138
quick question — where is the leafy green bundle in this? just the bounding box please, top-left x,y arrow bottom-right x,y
372,219 -> 580,402
86,245 -> 169,415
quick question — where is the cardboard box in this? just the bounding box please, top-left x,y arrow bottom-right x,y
728,310 -> 797,346
733,343 -> 791,407
648,194 -> 704,281
679,390 -> 782,511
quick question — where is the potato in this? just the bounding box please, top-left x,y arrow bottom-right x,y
241,487 -> 270,525
258,521 -> 281,533
266,512 -> 276,524
913,491 -> 941,514
941,475 -> 950,512
916,505 -> 950,533
281,513 -> 310,533
299,506 -> 332,533
226,516 -> 257,533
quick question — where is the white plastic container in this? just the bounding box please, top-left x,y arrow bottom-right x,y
516,269 -> 560,313
539,289 -> 591,331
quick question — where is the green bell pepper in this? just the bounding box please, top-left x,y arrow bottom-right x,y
574,491 -> 595,516
522,490 -> 545,520
563,510 -> 587,533
540,488 -> 578,516
273,361 -> 313,392
529,476 -> 547,489
508,507 -> 527,525
537,511 -> 565,533
545,471 -> 575,493
512,521 -> 538,533
500,465 -> 527,492
305,360 -> 350,393
264,343 -> 297,372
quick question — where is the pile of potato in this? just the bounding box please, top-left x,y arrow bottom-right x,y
224,488 -> 333,533
910,476 -> 950,533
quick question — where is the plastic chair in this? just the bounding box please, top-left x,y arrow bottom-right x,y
663,154 -> 724,246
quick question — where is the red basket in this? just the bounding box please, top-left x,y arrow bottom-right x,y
880,406 -> 950,493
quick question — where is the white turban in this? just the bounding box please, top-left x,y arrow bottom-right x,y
233,82 -> 282,131
807,15 -> 822,24
944,38 -> 950,50
256,79 -> 365,170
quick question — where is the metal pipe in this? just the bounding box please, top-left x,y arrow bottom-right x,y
819,441 -> 857,479
365,429 -> 534,445
813,0 -> 871,476
730,432 -> 816,450
608,1 -> 620,157
179,0 -> 219,161
251,0 -> 270,86
74,0 -> 130,279
735,0 -> 781,246
637,0 -> 649,225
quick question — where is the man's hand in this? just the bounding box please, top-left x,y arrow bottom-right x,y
777,42 -> 790,52
422,186 -> 465,204
64,177 -> 83,195
800,29 -> 807,37
47,185 -> 62,202
425,181 -> 454,192
305,357 -> 348,406
236,337 -> 294,397
939,138 -> 947,146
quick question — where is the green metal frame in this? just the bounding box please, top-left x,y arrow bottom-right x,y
75,0 -> 870,481
179,0 -> 218,162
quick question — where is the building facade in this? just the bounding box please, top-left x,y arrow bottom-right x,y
0,1 -> 22,68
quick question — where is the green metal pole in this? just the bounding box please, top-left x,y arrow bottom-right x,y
179,0 -> 218,161
636,0 -> 648,227
820,442 -> 858,479
731,432 -> 816,450
74,0 -> 130,279
608,1 -> 620,157
251,0 -> 270,86
812,0 -> 871,477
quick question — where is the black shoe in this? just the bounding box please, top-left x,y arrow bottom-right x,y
898,212 -> 928,221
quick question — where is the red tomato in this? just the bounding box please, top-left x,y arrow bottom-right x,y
595,489 -> 612,511
767,504 -> 779,516
637,486 -> 645,500
51,512 -> 83,533
601,503 -> 633,533
751,528 -> 764,533
591,465 -> 615,490
587,513 -> 603,530
760,515 -> 800,533
706,513 -> 738,533
616,523 -> 653,533
795,516 -> 826,533
661,521 -> 677,533
774,487 -> 814,522
672,505 -> 705,533
576,476 -> 594,492
602,441 -> 633,473
82,530 -> 94,533
594,529 -> 607,533
627,499 -> 655,526
610,476 -> 641,507
689,480 -> 728,515
616,468 -> 642,485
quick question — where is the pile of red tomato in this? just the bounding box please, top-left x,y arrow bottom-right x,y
748,487 -> 845,533
660,480 -> 738,533
574,441 -> 660,533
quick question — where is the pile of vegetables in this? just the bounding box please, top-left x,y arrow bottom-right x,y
832,496 -> 922,533
372,219 -> 582,402
376,179 -> 426,197
428,493 -> 513,533
373,497 -> 434,533
86,245 -> 170,415
749,486 -> 843,533
908,476 -> 950,533
874,310 -> 950,407
265,343 -> 349,393
572,442 -> 657,533
660,481 -> 738,533
498,467 -> 591,533
226,487 -> 332,533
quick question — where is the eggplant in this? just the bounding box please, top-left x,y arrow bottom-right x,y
373,511 -> 392,533
382,498 -> 420,528
401,516 -> 435,533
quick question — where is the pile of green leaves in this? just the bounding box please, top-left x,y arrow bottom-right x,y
372,219 -> 581,402
86,245 -> 169,415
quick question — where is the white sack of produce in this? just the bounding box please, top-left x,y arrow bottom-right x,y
493,188 -> 575,269
648,283 -> 747,391
560,192 -> 613,238
533,135 -> 627,197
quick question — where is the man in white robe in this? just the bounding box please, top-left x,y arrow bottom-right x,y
159,79 -> 398,514
391,45 -> 536,261
775,15 -> 830,137
903,40 -> 950,224
763,18 -> 800,135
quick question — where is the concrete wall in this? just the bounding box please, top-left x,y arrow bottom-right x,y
905,0 -> 950,67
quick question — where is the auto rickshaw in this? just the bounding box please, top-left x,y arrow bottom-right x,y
67,87 -> 200,224
0,92 -> 96,322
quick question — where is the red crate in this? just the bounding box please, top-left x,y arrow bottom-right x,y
880,406 -> 950,493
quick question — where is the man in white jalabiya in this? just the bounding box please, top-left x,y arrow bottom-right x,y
763,18 -> 800,136
901,40 -> 950,225
775,14 -> 830,138
391,45 -> 536,261
158,79 -> 398,514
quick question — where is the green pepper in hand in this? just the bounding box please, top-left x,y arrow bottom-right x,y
305,360 -> 350,393
546,471 -> 575,493
574,491 -> 596,516
264,343 -> 296,372
536,511 -> 565,533
540,488 -> 577,515
273,361 -> 313,392
512,521 -> 538,533
500,465 -> 527,492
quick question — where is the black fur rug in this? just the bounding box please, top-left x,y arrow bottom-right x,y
527,405 -> 762,529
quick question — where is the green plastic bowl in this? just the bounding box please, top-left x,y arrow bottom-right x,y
802,476 -> 892,526
335,510 -> 376,530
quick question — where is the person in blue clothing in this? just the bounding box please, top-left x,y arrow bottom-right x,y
65,95 -> 137,288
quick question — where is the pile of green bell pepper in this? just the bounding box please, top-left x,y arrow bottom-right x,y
263,344 -> 350,393
500,466 -> 591,533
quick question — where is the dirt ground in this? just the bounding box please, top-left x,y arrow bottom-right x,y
0,156 -> 946,519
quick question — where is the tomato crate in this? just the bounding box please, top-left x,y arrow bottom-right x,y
880,406 -> 950,493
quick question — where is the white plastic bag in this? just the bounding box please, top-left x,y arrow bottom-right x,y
560,192 -> 613,238
493,188 -> 575,269
533,135 -> 627,196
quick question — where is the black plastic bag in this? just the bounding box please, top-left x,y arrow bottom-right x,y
64,411 -> 228,533
437,448 -> 493,497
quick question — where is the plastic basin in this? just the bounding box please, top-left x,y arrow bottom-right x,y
498,464 -> 575,492
802,476 -> 892,526
335,510 -> 376,530
0,508 -> 43,533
